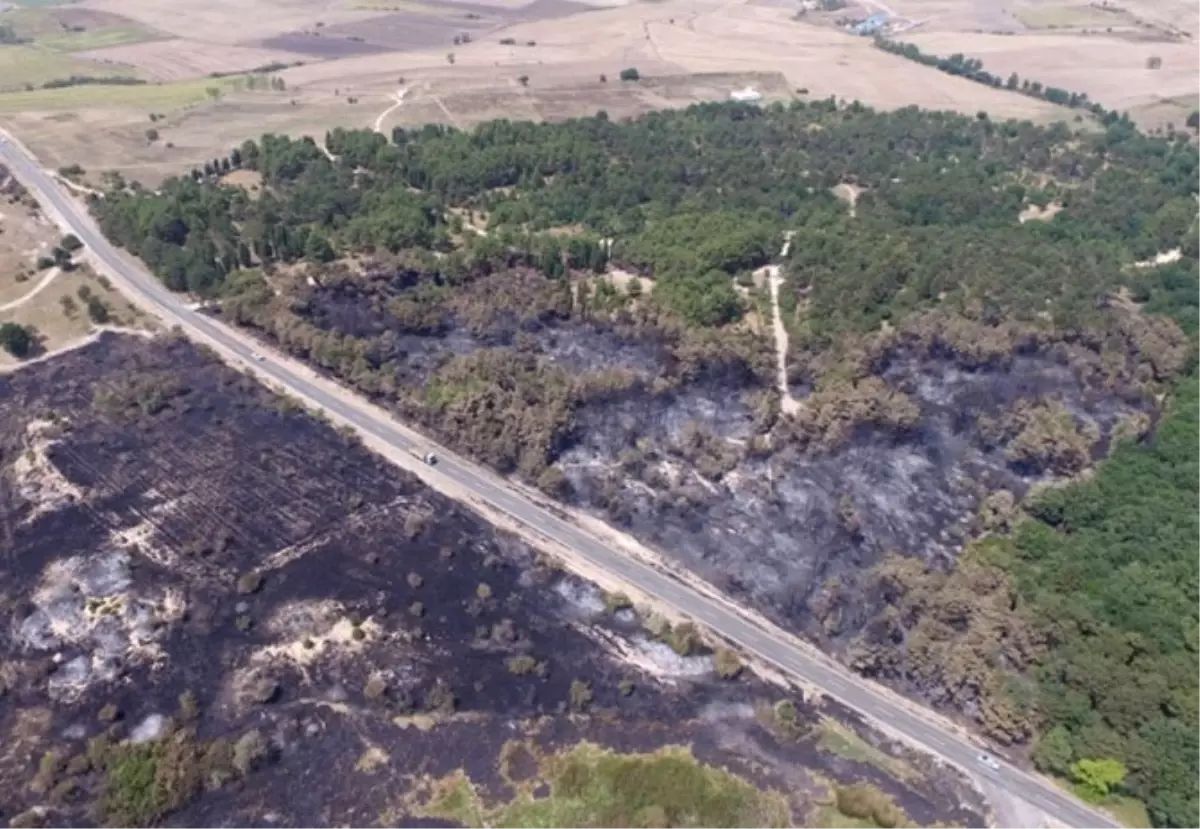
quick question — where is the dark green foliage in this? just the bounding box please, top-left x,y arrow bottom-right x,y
996,372 -> 1199,827
619,67 -> 640,82
0,322 -> 34,357
876,39 -> 1129,126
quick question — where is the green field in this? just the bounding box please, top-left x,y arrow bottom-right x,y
816,719 -> 919,782
0,75 -> 241,112
38,24 -> 163,52
0,44 -> 140,92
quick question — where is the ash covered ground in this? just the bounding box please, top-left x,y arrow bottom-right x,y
0,332 -> 985,827
228,263 -> 1155,659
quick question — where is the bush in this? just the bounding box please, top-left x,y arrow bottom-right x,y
712,647 -> 743,679
619,67 -> 640,82
834,783 -> 908,828
569,679 -> 593,712
506,654 -> 540,675
61,233 -> 83,251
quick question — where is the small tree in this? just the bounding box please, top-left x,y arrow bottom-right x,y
517,75 -> 529,87
619,67 -> 640,82
61,233 -> 83,252
0,322 -> 33,357
145,127 -> 159,142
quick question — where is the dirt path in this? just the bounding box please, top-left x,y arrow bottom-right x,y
765,233 -> 801,416
430,94 -> 461,129
372,87 -> 408,135
0,267 -> 59,312
54,176 -> 103,198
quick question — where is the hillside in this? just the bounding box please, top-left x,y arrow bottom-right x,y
89,100 -> 1199,826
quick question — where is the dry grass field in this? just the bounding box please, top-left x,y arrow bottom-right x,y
0,0 -> 1193,185
0,180 -> 148,368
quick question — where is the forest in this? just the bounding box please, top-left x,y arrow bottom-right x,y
89,99 -> 1198,827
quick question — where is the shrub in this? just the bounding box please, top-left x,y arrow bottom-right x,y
834,783 -> 908,828
604,591 -> 633,613
61,233 -> 83,251
619,67 -> 640,82
507,654 -> 539,675
712,646 -> 743,679
569,679 -> 594,712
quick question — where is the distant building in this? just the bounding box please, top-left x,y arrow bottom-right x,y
731,86 -> 763,103
850,12 -> 888,35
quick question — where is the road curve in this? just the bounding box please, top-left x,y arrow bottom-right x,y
0,134 -> 1120,829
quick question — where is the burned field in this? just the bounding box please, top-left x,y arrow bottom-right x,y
0,332 -> 985,827
219,260 -> 1175,654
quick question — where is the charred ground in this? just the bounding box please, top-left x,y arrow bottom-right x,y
0,333 -> 985,828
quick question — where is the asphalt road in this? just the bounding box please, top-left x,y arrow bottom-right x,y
0,136 -> 1120,829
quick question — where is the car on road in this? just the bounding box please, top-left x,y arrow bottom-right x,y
250,352 -> 264,362
978,753 -> 1000,771
423,452 -> 438,465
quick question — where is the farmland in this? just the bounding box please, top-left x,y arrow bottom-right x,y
0,0 -> 1192,186
0,331 -> 987,828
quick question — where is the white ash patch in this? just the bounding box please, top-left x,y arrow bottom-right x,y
15,550 -> 183,702
129,713 -> 170,744
10,418 -> 83,523
553,578 -> 606,617
569,623 -> 711,686
246,599 -> 387,675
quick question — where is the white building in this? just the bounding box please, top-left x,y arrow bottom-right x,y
730,86 -> 763,103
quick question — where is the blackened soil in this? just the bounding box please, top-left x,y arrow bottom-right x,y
0,333 -> 984,827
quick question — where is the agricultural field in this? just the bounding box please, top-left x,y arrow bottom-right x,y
4,0 -> 1195,186
0,331 -> 988,828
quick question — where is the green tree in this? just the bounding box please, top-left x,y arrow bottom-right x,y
619,67 -> 640,82
1072,758 -> 1128,801
304,230 -> 335,263
0,322 -> 33,357
1033,725 -> 1075,776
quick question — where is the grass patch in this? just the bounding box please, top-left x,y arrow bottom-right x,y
0,75 -> 240,111
0,44 -> 137,92
419,743 -> 790,828
813,805 -> 881,828
39,25 -> 164,52
1104,795 -> 1152,829
1013,4 -> 1133,28
816,719 -> 918,782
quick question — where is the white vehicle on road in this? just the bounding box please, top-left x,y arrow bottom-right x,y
978,753 -> 1001,771
423,452 -> 438,465
250,352 -> 264,362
